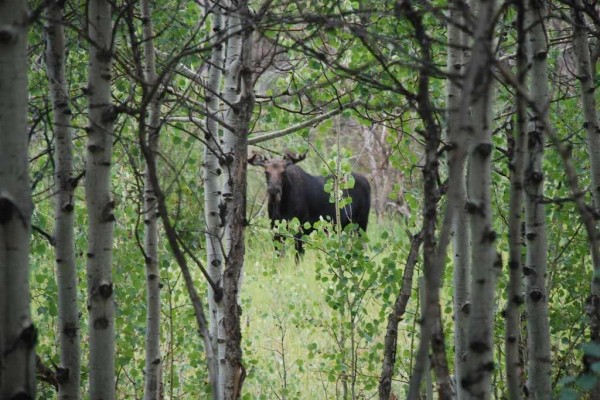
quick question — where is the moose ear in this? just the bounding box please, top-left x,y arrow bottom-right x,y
248,153 -> 266,166
284,151 -> 307,165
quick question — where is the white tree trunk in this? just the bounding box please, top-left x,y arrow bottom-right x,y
447,2 -> 469,395
86,1 -> 116,398
524,0 -> 552,397
463,0 -> 498,398
45,2 -> 81,398
219,1 -> 254,397
0,1 -> 34,397
205,3 -> 226,396
141,0 -> 162,398
505,2 -> 526,398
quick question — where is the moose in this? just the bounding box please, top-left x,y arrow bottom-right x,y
248,151 -> 371,258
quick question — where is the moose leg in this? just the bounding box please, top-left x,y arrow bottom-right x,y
273,233 -> 286,257
294,233 -> 304,264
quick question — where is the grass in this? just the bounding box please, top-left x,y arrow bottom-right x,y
241,215 -> 417,399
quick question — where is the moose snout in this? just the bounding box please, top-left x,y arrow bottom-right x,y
268,187 -> 282,197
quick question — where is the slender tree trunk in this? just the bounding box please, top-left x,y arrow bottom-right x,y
523,0 -> 552,397
504,2 -> 527,398
205,2 -> 226,396
571,1 -> 600,395
141,0 -> 162,398
378,232 -> 423,400
447,2 -> 470,395
403,1 -> 454,397
461,0 -> 498,398
86,1 -> 116,398
219,1 -> 254,397
0,1 -> 35,397
45,2 -> 81,398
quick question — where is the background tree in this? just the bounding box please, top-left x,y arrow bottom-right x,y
0,0 -> 35,397
44,1 -> 81,398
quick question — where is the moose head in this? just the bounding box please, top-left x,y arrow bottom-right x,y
248,151 -> 307,203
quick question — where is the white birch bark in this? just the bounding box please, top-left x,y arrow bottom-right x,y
447,2 -> 470,395
86,1 -> 116,398
0,1 -> 34,397
205,3 -> 225,395
44,2 -> 81,398
462,0 -> 498,397
524,0 -> 552,397
141,0 -> 162,398
504,2 -> 527,398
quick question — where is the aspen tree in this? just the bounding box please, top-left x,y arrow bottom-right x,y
461,0 -> 498,397
205,2 -> 226,396
447,1 -> 470,395
524,0 -> 552,397
504,1 -> 527,398
45,1 -> 80,398
219,0 -> 255,397
141,0 -> 162,398
0,0 -> 35,397
85,0 -> 116,398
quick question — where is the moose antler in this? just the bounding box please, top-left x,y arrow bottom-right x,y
248,152 -> 267,166
284,151 -> 307,164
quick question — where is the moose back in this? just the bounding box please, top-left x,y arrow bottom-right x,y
249,152 -> 371,256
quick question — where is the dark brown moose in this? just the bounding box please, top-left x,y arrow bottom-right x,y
249,151 -> 371,259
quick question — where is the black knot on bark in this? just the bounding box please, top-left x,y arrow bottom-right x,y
507,335 -> 517,343
530,171 -> 543,184
529,290 -> 543,302
523,266 -> 533,276
513,294 -> 525,305
0,27 -> 16,44
214,287 -> 224,302
99,282 -> 113,298
63,322 -> 78,339
0,197 -> 15,224
87,144 -> 103,153
474,143 -> 492,158
508,260 -> 520,270
470,340 -> 490,353
102,105 -> 118,123
465,201 -> 480,215
20,323 -> 38,349
56,366 -> 70,384
93,317 -> 109,329
483,361 -> 495,371
461,302 -> 471,315
534,50 -> 547,60
528,131 -> 541,148
485,229 -> 497,243
7,392 -> 33,400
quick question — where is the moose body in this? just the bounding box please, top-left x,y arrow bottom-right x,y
249,152 -> 371,257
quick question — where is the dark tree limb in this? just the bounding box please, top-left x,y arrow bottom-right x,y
379,231 -> 423,400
